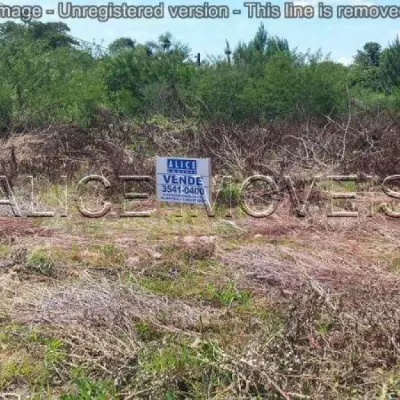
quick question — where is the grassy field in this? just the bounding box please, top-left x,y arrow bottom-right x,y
0,185 -> 400,399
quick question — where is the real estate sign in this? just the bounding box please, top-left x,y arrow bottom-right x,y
156,157 -> 211,205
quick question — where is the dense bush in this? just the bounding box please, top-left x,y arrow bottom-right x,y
0,20 -> 399,130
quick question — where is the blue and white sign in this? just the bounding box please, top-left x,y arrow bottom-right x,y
156,157 -> 211,205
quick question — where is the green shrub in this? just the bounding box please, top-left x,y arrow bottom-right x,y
60,378 -> 118,400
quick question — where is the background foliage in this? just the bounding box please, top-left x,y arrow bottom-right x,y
1,21 -> 400,130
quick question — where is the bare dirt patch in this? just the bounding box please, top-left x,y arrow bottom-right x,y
0,217 -> 52,240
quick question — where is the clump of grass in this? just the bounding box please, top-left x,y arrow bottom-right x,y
134,321 -> 163,342
0,243 -> 10,258
382,250 -> 400,273
26,248 -> 55,277
174,241 -> 216,261
0,325 -> 67,393
215,180 -> 242,209
98,244 -> 125,265
206,280 -> 251,307
318,179 -> 357,193
139,258 -> 227,301
138,338 -> 233,398
374,369 -> 400,400
60,377 -> 118,400
387,250 -> 400,273
0,355 -> 46,391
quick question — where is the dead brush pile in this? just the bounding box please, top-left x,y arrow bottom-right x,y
277,282 -> 400,398
116,282 -> 400,399
214,281 -> 400,399
121,110 -> 400,195
3,272 -> 400,399
0,124 -> 137,185
46,281 -> 400,399
2,110 -> 400,192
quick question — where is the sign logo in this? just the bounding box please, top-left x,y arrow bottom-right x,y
167,159 -> 197,175
156,157 -> 211,205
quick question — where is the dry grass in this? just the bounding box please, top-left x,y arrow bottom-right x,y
7,276 -> 222,333
2,118 -> 400,397
0,205 -> 399,399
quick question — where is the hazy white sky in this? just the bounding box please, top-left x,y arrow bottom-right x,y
2,0 -> 400,63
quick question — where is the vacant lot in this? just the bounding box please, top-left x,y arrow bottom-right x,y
0,187 -> 400,399
0,118 -> 400,399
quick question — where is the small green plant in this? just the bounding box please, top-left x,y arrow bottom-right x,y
60,378 -> 118,400
135,321 -> 162,341
206,281 -> 250,307
164,392 -> 176,400
145,343 -> 195,373
140,339 -> 232,397
0,355 -> 48,391
44,338 -> 66,367
27,249 -> 55,277
98,244 -> 125,265
216,181 -> 241,209
0,244 -> 9,258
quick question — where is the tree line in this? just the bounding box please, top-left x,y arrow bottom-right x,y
0,20 -> 399,130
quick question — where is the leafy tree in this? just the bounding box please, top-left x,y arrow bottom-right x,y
233,23 -> 292,78
145,32 -> 175,55
253,22 -> 268,52
0,21 -> 78,49
104,33 -> 194,118
158,32 -> 173,52
264,35 -> 290,59
379,37 -> 400,92
350,42 -> 382,91
28,21 -> 79,49
355,42 -> 381,67
237,53 -> 347,121
194,62 -> 249,121
108,37 -> 135,55
0,21 -> 104,127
